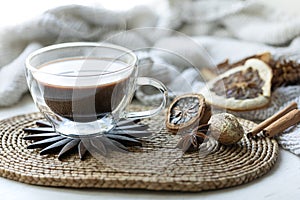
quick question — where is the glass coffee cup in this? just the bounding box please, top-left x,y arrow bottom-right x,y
25,42 -> 168,138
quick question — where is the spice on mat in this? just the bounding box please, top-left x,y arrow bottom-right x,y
176,124 -> 210,153
209,113 -> 244,145
166,93 -> 211,132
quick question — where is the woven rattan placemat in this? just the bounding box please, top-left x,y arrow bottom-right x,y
0,109 -> 278,192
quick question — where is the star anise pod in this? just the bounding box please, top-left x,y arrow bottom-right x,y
176,124 -> 210,153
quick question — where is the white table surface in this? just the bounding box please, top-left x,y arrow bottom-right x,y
0,94 -> 299,200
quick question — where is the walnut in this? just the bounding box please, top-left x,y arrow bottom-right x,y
209,113 -> 244,145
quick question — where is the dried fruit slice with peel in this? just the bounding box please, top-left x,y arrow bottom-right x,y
166,93 -> 211,132
201,58 -> 273,111
217,52 -> 272,74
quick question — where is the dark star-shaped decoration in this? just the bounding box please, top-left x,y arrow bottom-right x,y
23,119 -> 151,160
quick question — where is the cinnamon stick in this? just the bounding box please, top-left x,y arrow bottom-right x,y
263,109 -> 300,138
247,102 -> 298,138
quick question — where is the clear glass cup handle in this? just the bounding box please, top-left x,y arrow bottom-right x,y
124,77 -> 168,119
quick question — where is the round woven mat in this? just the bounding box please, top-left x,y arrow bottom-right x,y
0,110 -> 278,192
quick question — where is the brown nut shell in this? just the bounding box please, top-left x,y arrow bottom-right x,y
166,93 -> 211,133
209,113 -> 244,145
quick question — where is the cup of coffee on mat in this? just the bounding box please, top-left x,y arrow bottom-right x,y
25,42 -> 167,137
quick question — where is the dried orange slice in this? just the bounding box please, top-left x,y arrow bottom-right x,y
166,93 -> 211,132
201,58 -> 273,111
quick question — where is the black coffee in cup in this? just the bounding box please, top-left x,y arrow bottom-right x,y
34,58 -> 132,122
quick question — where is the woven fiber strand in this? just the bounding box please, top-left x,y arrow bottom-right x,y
0,111 -> 278,192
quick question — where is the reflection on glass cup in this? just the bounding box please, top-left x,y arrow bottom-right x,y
25,42 -> 168,137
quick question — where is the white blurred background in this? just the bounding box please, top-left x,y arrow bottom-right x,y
0,0 -> 299,28
0,0 -> 159,27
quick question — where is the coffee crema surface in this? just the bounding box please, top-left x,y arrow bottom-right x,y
34,58 -> 133,122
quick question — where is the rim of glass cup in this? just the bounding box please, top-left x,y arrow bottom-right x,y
25,42 -> 137,77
